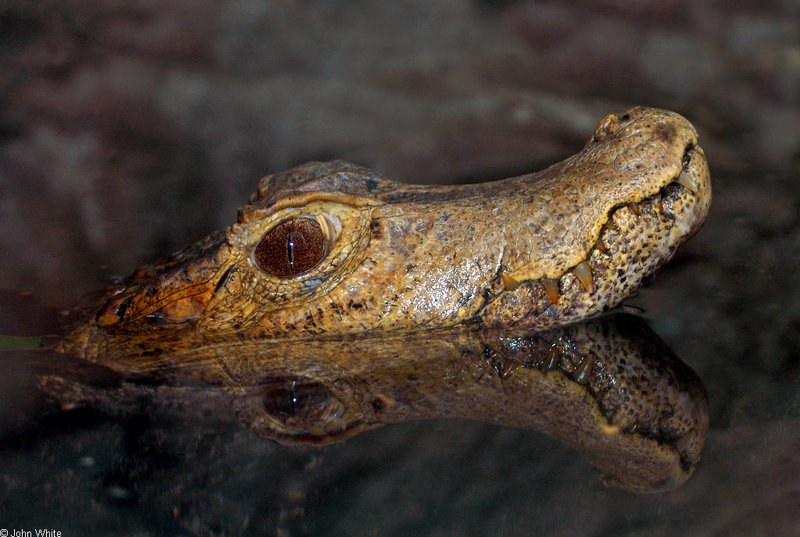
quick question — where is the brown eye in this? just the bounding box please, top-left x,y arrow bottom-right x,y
254,217 -> 327,277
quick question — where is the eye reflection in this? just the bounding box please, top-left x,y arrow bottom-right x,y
260,377 -> 335,423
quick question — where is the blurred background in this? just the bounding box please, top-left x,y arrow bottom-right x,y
1,1 -> 799,535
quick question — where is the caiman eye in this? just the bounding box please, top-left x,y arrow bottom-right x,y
254,217 -> 327,277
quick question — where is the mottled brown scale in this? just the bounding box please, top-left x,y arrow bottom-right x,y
39,103 -> 713,496
58,106 -> 711,361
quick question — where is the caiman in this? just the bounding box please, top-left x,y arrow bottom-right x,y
23,106 -> 712,493
32,314 -> 709,494
56,106 -> 711,361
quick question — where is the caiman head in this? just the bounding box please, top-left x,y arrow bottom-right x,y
59,107 -> 711,361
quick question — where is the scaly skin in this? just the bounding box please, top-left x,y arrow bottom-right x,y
37,315 -> 709,493
40,107 -> 712,491
57,107 -> 711,362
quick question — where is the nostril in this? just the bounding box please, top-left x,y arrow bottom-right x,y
682,143 -> 695,171
592,113 -> 621,142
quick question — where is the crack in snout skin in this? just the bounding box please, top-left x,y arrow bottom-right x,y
58,106 -> 711,359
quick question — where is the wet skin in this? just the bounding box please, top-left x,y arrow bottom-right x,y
35,107 -> 712,492
56,106 -> 711,361
35,315 -> 709,494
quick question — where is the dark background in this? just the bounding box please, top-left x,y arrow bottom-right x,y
1,1 -> 799,535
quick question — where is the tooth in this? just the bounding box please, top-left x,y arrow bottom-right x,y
545,346 -> 560,370
630,203 -> 641,216
676,170 -> 698,193
574,261 -> 594,293
575,354 -> 594,384
541,278 -> 560,304
595,238 -> 609,254
501,272 -> 521,291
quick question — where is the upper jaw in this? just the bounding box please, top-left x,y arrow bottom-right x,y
479,122 -> 711,331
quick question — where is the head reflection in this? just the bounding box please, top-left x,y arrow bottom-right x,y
37,313 -> 707,494
224,314 -> 708,494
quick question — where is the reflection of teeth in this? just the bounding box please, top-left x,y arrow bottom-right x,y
501,272 -> 521,291
575,354 -> 594,384
675,170 -> 697,193
574,261 -> 594,293
498,360 -> 517,379
545,346 -> 560,370
541,278 -> 560,304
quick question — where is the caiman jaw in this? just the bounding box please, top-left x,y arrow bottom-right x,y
485,141 -> 711,329
542,144 -> 708,303
57,107 -> 711,361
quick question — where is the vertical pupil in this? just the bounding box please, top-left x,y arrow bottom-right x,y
287,232 -> 295,270
254,217 -> 327,277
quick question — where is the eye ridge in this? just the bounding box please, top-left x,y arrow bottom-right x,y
255,217 -> 327,277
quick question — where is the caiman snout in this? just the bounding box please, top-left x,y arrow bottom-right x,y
94,231 -> 231,329
59,106 -> 710,360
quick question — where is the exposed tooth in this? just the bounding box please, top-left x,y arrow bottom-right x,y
545,346 -> 560,370
501,272 -> 521,291
574,261 -> 594,293
676,170 -> 698,193
575,354 -> 594,384
630,203 -> 641,216
595,238 -> 609,254
541,278 -> 560,304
